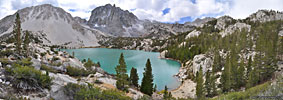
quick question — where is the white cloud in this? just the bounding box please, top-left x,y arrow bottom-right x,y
226,0 -> 283,19
0,0 -> 282,23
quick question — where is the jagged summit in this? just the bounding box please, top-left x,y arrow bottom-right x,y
87,4 -> 142,37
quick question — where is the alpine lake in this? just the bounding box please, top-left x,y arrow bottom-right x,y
62,48 -> 181,90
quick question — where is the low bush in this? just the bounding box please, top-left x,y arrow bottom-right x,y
9,64 -> 52,90
0,50 -> 13,57
66,66 -> 95,77
64,83 -> 131,100
40,64 -> 58,73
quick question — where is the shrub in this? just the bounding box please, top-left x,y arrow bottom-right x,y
64,83 -> 131,100
0,58 -> 10,66
40,52 -> 46,57
10,65 -> 52,90
40,64 -> 58,73
17,57 -> 33,66
0,50 -> 13,57
66,66 -> 94,77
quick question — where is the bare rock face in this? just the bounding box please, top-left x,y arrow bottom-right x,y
248,10 -> 283,22
185,17 -> 215,27
191,54 -> 213,76
0,4 -> 105,47
215,16 -> 235,30
185,30 -> 201,39
87,4 -> 142,37
74,17 -> 87,24
219,22 -> 251,37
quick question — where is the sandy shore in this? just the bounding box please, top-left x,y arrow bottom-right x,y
170,79 -> 196,99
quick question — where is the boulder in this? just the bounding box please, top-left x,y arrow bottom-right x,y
49,73 -> 80,100
31,58 -> 41,70
159,50 -> 167,59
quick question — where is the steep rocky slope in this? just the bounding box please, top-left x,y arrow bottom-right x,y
0,4 -> 106,47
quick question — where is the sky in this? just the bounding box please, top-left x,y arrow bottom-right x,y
0,0 -> 283,24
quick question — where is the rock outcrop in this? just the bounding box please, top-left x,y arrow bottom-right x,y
191,54 -> 213,76
248,10 -> 283,22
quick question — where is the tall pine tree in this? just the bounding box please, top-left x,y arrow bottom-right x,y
13,13 -> 22,54
196,66 -> 204,99
130,67 -> 139,87
23,30 -> 30,57
140,59 -> 154,96
115,53 -> 129,91
205,70 -> 212,97
220,55 -> 231,92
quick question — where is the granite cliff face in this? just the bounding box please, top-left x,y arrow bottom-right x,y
87,4 -> 143,37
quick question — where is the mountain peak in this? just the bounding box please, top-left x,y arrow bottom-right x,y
247,9 -> 283,22
87,4 -> 139,36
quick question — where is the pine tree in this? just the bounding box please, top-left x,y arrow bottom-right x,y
84,58 -> 94,69
130,67 -> 139,87
13,13 -> 22,54
115,53 -> 129,91
163,85 -> 168,99
140,59 -> 154,96
23,30 -> 30,57
205,70 -> 212,97
220,55 -> 231,92
153,84 -> 157,92
196,66 -> 204,99
97,62 -> 101,67
237,59 -> 245,88
246,56 -> 252,79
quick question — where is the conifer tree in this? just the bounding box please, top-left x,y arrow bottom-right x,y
153,84 -> 157,92
220,55 -> 231,92
140,59 -> 154,96
130,67 -> 139,87
196,66 -> 204,99
237,59 -> 245,88
246,56 -> 252,79
23,30 -> 30,57
115,53 -> 129,91
163,85 -> 168,99
84,58 -> 94,69
13,13 -> 22,54
205,70 -> 212,97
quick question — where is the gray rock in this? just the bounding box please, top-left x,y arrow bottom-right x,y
31,58 -> 41,70
88,4 -> 139,37
248,10 -> 283,22
185,17 -> 215,27
0,4 -> 105,47
279,30 -> 283,37
49,73 -> 79,100
192,54 -> 213,76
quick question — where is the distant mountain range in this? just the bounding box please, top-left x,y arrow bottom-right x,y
0,4 -> 282,47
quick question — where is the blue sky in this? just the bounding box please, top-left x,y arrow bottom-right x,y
0,0 -> 283,24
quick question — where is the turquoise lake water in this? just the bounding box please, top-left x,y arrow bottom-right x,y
62,48 -> 181,90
